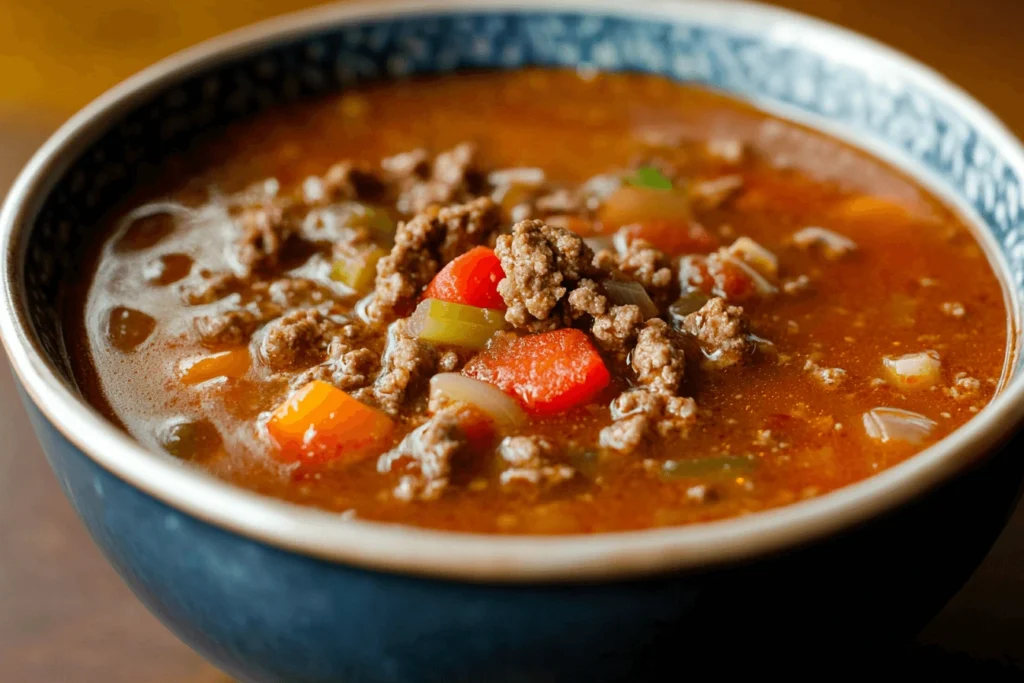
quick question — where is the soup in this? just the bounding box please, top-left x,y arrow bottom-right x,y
66,70 -> 1009,534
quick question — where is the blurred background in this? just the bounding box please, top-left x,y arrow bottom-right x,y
1,1 -> 1024,681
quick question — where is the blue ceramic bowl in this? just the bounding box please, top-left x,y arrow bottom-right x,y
4,1 -> 1024,679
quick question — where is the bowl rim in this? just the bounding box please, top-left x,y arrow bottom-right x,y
3,0 -> 1024,583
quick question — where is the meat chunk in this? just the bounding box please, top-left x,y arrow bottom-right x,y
632,318 -> 686,395
498,436 -> 575,488
566,278 -> 608,320
382,148 -> 430,178
291,324 -> 381,391
234,202 -> 298,275
378,410 -> 467,501
194,302 -> 277,348
260,309 -> 342,371
681,297 -> 753,368
804,359 -> 847,389
319,161 -> 385,203
617,239 -> 675,302
791,227 -> 857,260
495,219 -> 596,330
394,143 -> 482,214
600,389 -> 697,453
373,319 -> 436,416
591,304 -> 645,356
370,197 -> 500,322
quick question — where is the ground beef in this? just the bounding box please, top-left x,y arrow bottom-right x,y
319,161 -> 385,203
496,219 -> 596,330
941,301 -> 967,319
290,323 -> 381,391
370,197 -> 500,322
566,278 -> 608,319
382,148 -> 430,178
803,359 -> 847,389
194,306 -> 269,348
946,372 -> 982,401
591,304 -> 645,356
373,319 -> 436,416
681,297 -> 753,368
600,389 -> 697,453
632,318 -> 686,395
184,272 -> 247,305
394,143 -> 482,214
617,238 -> 675,302
378,409 -> 467,501
234,202 -> 298,275
498,436 -> 575,488
259,308 -> 342,371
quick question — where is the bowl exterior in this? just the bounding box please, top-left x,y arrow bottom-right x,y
22,383 -> 1024,681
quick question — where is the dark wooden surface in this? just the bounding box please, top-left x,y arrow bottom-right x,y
2,1 -> 1024,680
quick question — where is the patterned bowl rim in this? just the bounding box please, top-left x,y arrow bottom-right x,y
3,0 -> 1024,582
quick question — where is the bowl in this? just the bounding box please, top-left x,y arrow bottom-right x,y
3,0 -> 1024,679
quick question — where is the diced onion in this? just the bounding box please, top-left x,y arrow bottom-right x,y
599,185 -> 691,229
429,373 -> 526,432
862,407 -> 937,445
602,279 -> 659,319
792,226 -> 858,260
883,351 -> 942,391
583,235 -> 614,253
727,237 -> 778,278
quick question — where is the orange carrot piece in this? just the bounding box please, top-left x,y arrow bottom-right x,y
179,348 -> 251,385
267,380 -> 394,464
463,329 -> 610,415
620,219 -> 719,255
423,246 -> 506,310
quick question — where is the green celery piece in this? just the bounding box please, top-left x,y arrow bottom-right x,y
331,247 -> 386,292
661,455 -> 758,479
409,298 -> 508,350
626,166 -> 673,191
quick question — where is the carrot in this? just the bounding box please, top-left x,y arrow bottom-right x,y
267,380 -> 393,464
423,246 -> 506,310
179,348 -> 251,385
463,329 -> 610,415
620,219 -> 719,255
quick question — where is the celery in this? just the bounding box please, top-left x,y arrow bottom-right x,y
331,246 -> 386,292
408,298 -> 508,350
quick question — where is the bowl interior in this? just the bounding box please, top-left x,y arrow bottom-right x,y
5,0 -> 1024,580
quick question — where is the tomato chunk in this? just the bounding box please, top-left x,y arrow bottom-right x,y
463,329 -> 610,415
423,246 -> 506,310
267,380 -> 393,464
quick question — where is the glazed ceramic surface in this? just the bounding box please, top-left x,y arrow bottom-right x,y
3,1 -> 1024,680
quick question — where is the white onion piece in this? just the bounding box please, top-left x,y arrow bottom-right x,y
727,237 -> 778,278
603,279 -> 659,319
583,236 -> 614,253
429,373 -> 526,432
792,226 -> 858,260
488,167 -> 546,187
862,407 -> 937,445
883,351 -> 942,391
722,255 -> 778,296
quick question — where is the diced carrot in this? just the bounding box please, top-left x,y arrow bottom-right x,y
267,380 -> 394,464
179,348 -> 251,385
620,219 -> 719,255
463,329 -> 611,415
423,246 -> 506,310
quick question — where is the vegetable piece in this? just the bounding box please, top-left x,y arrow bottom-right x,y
602,279 -> 659,319
833,196 -> 914,224
429,373 -> 527,433
599,186 -> 691,229
791,227 -> 857,260
626,165 -> 673,190
347,204 -> 396,243
179,348 -> 251,385
669,290 -> 712,319
661,455 -> 758,479
407,298 -> 508,350
719,256 -> 777,298
463,328 -> 611,415
726,237 -> 778,279
267,380 -> 394,464
619,219 -> 719,255
331,246 -> 387,293
883,351 -> 942,391
862,407 -> 936,445
422,246 -> 506,310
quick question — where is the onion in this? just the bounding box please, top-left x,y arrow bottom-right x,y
862,407 -> 936,445
792,226 -> 858,260
883,351 -> 942,391
583,235 -> 614,253
602,279 -> 659,319
487,167 -> 546,187
429,373 -> 526,432
727,237 -> 778,278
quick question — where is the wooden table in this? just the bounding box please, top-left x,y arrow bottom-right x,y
2,1 -> 1024,680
